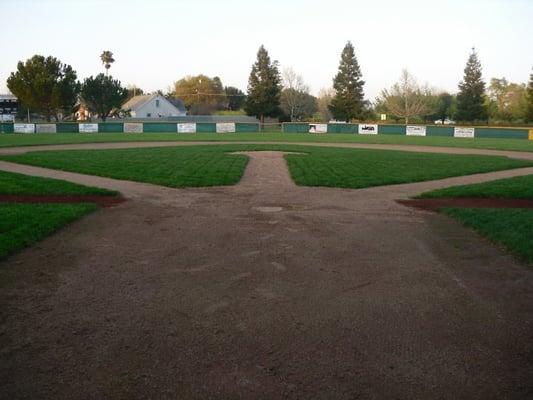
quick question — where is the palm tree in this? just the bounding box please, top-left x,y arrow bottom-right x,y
100,50 -> 115,75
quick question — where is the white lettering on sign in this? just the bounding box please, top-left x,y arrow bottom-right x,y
14,123 -> 35,133
124,122 -> 143,133
216,122 -> 235,133
309,124 -> 327,133
79,123 -> 98,133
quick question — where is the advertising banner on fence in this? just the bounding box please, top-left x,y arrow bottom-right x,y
216,122 -> 235,133
358,124 -> 378,135
406,125 -> 426,136
79,123 -> 98,133
309,123 -> 327,133
36,124 -> 57,133
178,123 -> 196,133
14,123 -> 35,133
454,127 -> 475,138
124,122 -> 143,133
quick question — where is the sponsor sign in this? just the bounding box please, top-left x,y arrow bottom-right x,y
36,124 -> 57,133
14,123 -> 35,133
406,125 -> 426,136
309,123 -> 327,133
124,122 -> 143,133
216,122 -> 235,133
454,127 -> 475,138
529,129 -> 533,141
0,114 -> 14,122
178,123 -> 196,133
380,114 -> 386,121
358,124 -> 378,135
79,123 -> 98,133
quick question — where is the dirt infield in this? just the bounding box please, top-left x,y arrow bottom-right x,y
1,149 -> 533,399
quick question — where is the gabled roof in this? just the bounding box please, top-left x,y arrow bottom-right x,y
122,94 -> 155,111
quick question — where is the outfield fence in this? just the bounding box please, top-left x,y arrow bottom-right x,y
0,121 -> 532,140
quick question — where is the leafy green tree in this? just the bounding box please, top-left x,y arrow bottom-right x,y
173,74 -> 226,114
80,73 -> 128,121
487,77 -> 528,122
329,41 -> 365,121
526,68 -> 533,123
225,86 -> 246,110
434,93 -> 454,123
7,55 -> 80,121
455,48 -> 487,122
100,50 -> 115,75
244,45 -> 282,123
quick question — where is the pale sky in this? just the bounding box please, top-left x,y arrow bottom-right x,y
1,0 -> 532,101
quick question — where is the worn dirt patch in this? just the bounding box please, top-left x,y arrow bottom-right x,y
0,194 -> 125,208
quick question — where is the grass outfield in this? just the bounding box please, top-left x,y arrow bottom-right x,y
2,144 -> 532,189
2,132 -> 533,152
418,174 -> 533,199
442,208 -> 533,263
0,203 -> 96,260
0,170 -> 116,196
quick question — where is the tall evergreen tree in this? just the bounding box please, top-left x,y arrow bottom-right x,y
329,41 -> 365,121
526,67 -> 533,123
80,73 -> 128,121
244,45 -> 282,123
455,48 -> 487,122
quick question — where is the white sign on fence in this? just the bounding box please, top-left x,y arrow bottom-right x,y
79,123 -> 98,133
216,122 -> 236,133
124,122 -> 143,133
36,124 -> 57,133
454,127 -> 475,138
178,123 -> 197,133
309,123 -> 328,133
406,125 -> 426,136
14,123 -> 35,133
358,124 -> 378,135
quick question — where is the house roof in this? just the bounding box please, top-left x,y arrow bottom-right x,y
122,94 -> 186,114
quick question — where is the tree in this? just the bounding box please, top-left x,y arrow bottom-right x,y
100,51 -> 115,75
377,70 -> 431,123
455,48 -> 487,122
126,85 -> 144,100
224,86 -> 246,111
329,41 -> 365,121
244,45 -> 282,123
7,55 -> 80,121
316,88 -> 335,121
433,93 -> 453,124
525,68 -> 533,122
280,67 -> 316,121
487,77 -> 528,122
173,74 -> 226,114
80,73 -> 128,121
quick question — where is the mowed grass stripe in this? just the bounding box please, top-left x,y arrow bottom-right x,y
2,132 -> 533,153
2,144 -> 532,189
0,170 -> 116,196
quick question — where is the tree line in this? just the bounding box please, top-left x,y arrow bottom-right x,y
5,46 -> 533,124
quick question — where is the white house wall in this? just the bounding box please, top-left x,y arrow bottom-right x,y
134,95 -> 185,118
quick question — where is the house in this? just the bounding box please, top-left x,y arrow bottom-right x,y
122,94 -> 186,118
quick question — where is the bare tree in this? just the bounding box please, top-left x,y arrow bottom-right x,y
317,88 -> 335,121
281,67 -> 313,121
379,69 -> 430,123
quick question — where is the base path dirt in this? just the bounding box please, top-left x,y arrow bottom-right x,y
1,150 -> 533,399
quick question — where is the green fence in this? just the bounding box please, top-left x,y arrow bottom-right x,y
426,126 -> 454,137
196,123 -> 217,133
378,124 -> 405,135
475,127 -> 528,139
56,123 -> 79,133
98,123 -> 124,133
282,123 -> 310,133
143,122 -> 177,133
0,123 -> 14,133
236,123 -> 259,133
327,123 -> 358,134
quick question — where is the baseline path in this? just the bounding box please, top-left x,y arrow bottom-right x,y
1,151 -> 533,399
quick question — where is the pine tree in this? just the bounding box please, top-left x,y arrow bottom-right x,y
455,48 -> 487,122
244,45 -> 282,124
526,67 -> 533,123
329,41 -> 365,121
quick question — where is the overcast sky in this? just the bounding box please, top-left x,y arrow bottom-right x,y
1,0 -> 532,101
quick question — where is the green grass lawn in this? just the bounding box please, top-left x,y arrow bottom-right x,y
442,208 -> 533,264
0,203 -> 96,260
2,132 -> 533,152
418,174 -> 533,199
2,144 -> 532,189
0,170 -> 117,196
